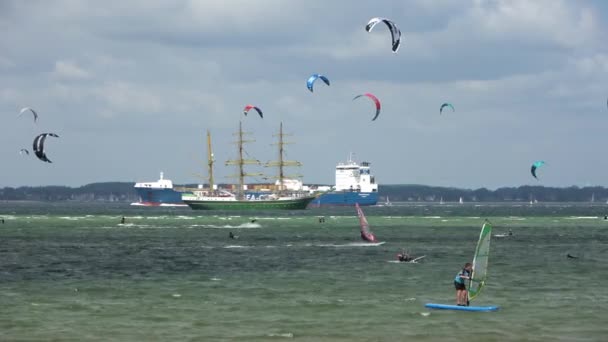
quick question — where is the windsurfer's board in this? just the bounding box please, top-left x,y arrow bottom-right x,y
425,303 -> 498,312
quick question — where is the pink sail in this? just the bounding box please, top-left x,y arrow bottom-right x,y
356,203 -> 376,242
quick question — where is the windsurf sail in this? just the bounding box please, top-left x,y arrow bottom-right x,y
356,203 -> 376,242
468,221 -> 492,301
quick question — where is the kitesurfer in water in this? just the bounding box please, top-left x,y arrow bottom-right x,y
397,250 -> 413,262
508,229 -> 513,236
229,231 -> 238,239
1,218 -> 4,224
455,262 -> 473,306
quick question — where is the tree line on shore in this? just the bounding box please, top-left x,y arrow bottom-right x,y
0,182 -> 607,203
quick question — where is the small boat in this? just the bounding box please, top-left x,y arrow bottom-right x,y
384,196 -> 392,206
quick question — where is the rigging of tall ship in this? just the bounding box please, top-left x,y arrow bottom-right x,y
180,122 -> 317,210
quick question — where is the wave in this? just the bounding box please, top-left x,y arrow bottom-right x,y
190,222 -> 262,229
316,242 -> 386,247
566,216 -> 598,220
59,216 -> 83,220
267,333 -> 294,338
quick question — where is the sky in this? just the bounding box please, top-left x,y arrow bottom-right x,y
1,0 -> 608,189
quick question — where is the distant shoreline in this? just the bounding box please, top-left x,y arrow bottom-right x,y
1,182 -> 607,203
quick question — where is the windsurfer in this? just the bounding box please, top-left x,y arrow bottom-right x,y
454,262 -> 473,306
397,250 -> 413,262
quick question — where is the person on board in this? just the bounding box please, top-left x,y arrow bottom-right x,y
566,253 -> 578,259
397,250 -> 413,262
454,262 -> 473,306
1,218 -> 4,224
229,231 -> 238,239
508,229 -> 513,236
120,216 -> 125,224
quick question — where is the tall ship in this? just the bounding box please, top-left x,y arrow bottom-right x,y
181,122 -> 317,210
310,154 -> 378,206
131,172 -> 187,207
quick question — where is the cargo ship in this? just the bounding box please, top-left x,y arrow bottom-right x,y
181,122 -> 317,210
131,172 -> 187,207
310,154 -> 378,206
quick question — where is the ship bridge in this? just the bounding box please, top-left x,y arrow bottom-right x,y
335,160 -> 377,193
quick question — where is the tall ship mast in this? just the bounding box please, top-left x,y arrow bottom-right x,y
181,121 -> 317,210
265,122 -> 303,193
225,121 -> 262,199
206,130 -> 215,191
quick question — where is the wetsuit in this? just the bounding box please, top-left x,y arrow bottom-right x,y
454,268 -> 471,290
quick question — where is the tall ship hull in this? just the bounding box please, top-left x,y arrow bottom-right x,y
309,154 -> 378,207
182,193 -> 316,210
132,172 -> 187,207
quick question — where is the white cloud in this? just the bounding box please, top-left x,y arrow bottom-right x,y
467,0 -> 597,48
1,0 -> 607,187
0,56 -> 15,68
52,61 -> 90,79
94,81 -> 163,115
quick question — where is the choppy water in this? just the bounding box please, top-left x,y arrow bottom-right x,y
1,202 -> 607,341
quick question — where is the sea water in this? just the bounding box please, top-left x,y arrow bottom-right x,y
1,202 -> 607,341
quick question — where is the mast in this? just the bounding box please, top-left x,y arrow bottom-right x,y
207,130 -> 214,190
265,122 -> 302,192
225,121 -> 262,199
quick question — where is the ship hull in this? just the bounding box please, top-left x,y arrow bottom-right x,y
134,188 -> 184,205
310,191 -> 378,207
183,196 -> 316,210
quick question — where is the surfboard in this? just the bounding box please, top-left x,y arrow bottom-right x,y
425,303 -> 499,312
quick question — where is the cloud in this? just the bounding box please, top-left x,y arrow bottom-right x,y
52,61 -> 90,79
0,0 -> 607,188
0,56 -> 15,68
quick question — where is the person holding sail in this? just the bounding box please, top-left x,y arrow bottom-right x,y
454,262 -> 473,306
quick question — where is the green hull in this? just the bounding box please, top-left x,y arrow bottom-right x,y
183,196 -> 316,210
